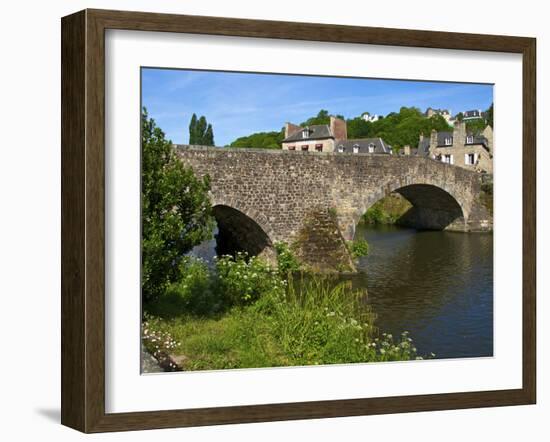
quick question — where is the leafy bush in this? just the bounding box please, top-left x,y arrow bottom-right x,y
274,241 -> 301,275
363,205 -> 383,224
347,239 -> 369,258
214,252 -> 285,306
163,257 -> 225,316
141,108 -> 214,302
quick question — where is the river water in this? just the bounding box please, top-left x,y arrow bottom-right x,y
348,224 -> 493,359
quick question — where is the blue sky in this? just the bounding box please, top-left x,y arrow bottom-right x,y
141,68 -> 493,146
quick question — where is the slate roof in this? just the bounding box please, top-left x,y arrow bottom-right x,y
282,124 -> 333,142
463,109 -> 483,119
425,107 -> 450,115
335,138 -> 392,154
436,132 -> 454,147
417,131 -> 489,153
466,133 -> 489,147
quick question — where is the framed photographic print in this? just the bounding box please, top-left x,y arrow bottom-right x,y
61,9 -> 536,433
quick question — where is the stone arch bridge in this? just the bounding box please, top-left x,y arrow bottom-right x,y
176,146 -> 491,271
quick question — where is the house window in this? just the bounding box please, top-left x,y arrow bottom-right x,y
301,145 -> 309,151
442,154 -> 453,164
444,137 -> 452,146
465,153 -> 476,165
315,144 -> 323,152
288,145 -> 295,151
368,143 -> 375,153
466,135 -> 474,144
302,130 -> 309,139
353,144 -> 359,154
338,145 -> 344,153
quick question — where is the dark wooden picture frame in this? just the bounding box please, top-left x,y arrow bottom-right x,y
61,8 -> 536,433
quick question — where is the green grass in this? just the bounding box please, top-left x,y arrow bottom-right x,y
143,272 -> 420,371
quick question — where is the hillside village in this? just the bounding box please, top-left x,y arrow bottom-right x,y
280,107 -> 493,174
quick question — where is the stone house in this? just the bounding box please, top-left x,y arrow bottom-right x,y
281,116 -> 391,154
425,107 -> 453,123
416,121 -> 493,173
361,112 -> 380,122
462,109 -> 485,121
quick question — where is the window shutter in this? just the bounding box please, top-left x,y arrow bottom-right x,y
465,153 -> 468,165
450,155 -> 454,165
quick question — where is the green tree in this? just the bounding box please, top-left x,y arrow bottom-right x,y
301,109 -> 330,126
188,114 -> 215,146
300,110 -> 345,127
485,103 -> 493,128
188,113 -> 198,144
196,116 -> 207,142
465,118 -> 487,133
142,107 -> 215,302
204,124 -> 214,146
364,107 -> 451,149
230,130 -> 285,149
346,117 -> 372,138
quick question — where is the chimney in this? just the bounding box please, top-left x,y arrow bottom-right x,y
453,120 -> 466,143
430,129 -> 438,152
284,122 -> 302,139
330,116 -> 347,140
404,145 -> 411,155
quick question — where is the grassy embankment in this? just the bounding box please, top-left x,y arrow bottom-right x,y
143,244 -> 419,371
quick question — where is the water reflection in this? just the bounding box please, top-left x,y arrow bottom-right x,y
350,224 -> 493,359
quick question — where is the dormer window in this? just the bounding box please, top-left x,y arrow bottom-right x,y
338,145 -> 344,153
444,137 -> 452,146
368,143 -> 375,153
466,135 -> 474,144
302,129 -> 309,139
353,144 -> 359,154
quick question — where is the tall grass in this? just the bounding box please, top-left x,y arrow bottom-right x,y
255,275 -> 378,365
143,263 -> 420,371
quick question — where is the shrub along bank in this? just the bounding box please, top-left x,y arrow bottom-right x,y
143,247 -> 420,371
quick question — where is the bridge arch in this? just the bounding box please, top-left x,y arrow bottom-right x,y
211,203 -> 276,263
344,179 -> 467,239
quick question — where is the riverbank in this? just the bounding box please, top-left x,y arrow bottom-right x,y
142,252 -> 420,372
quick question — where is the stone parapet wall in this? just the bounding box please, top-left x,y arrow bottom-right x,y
176,146 -> 490,269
